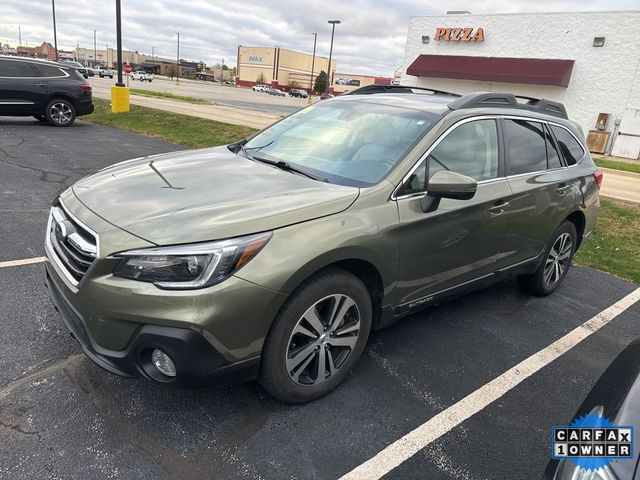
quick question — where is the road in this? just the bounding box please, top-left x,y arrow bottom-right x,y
89,75 -> 306,116
600,167 -> 640,203
1,118 -> 639,479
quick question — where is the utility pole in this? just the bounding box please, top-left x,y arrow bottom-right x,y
176,32 -> 180,85
221,58 -> 224,84
51,0 -> 59,61
106,43 -> 109,66
93,29 -> 96,66
326,20 -> 341,94
18,26 -> 22,48
310,32 -> 317,91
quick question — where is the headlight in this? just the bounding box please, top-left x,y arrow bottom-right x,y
113,232 -> 271,289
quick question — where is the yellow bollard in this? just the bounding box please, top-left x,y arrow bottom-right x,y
111,85 -> 130,112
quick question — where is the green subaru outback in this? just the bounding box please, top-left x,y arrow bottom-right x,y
45,86 -> 601,403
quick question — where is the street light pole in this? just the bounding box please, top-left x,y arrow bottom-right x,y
326,20 -> 341,94
310,32 -> 317,91
93,29 -> 96,67
221,58 -> 224,84
176,33 -> 180,85
51,0 -> 59,61
115,0 -> 124,86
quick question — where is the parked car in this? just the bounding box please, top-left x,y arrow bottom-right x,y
0,56 -> 93,126
542,336 -> 640,480
60,60 -> 89,79
95,66 -> 113,78
289,88 -> 309,98
44,85 -> 600,403
131,70 -> 153,82
85,66 -> 95,77
267,88 -> 285,97
252,84 -> 268,92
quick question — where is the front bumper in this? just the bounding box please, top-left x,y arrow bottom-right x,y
46,265 -> 265,386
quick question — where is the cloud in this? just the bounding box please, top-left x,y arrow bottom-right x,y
0,0 -> 635,76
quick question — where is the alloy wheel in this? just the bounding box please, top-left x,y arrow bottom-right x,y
50,102 -> 73,125
286,294 -> 360,386
544,232 -> 572,286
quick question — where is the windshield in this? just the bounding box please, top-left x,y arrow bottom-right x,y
243,100 -> 440,187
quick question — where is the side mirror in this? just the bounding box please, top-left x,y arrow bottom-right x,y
420,170 -> 477,213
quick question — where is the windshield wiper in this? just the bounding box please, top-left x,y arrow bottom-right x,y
251,156 -> 330,183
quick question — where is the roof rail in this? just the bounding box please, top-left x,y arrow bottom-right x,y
344,84 -> 461,97
448,92 -> 568,119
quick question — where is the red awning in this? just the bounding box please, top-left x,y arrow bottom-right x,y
406,54 -> 574,87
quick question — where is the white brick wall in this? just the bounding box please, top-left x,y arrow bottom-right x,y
401,11 -> 640,133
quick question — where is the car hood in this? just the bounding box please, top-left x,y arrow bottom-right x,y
72,147 -> 359,246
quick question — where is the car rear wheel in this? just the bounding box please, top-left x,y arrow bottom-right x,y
259,267 -> 372,403
44,99 -> 76,127
518,221 -> 577,296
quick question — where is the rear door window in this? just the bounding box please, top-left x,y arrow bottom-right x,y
504,119 -> 547,175
550,125 -> 585,165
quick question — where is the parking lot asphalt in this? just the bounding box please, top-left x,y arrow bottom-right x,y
1,117 -> 640,479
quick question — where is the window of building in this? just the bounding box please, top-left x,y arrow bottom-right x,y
550,125 -> 585,166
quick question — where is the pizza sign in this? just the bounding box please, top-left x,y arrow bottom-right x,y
434,27 -> 485,42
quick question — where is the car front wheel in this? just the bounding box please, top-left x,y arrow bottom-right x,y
259,267 -> 372,403
518,221 -> 577,296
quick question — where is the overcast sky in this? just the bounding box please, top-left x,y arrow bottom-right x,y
1,0 -> 637,75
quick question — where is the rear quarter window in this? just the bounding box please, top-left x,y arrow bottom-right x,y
35,64 -> 66,77
550,125 -> 585,165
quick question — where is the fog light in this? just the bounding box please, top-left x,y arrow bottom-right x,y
151,349 -> 176,377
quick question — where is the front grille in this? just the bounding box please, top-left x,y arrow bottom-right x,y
48,201 -> 97,283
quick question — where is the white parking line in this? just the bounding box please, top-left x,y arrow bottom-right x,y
341,287 -> 640,480
0,257 -> 46,268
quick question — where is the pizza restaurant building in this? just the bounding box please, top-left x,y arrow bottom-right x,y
402,11 -> 640,158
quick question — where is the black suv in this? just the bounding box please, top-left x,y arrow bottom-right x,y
0,56 -> 94,127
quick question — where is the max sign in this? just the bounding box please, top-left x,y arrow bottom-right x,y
434,27 -> 485,42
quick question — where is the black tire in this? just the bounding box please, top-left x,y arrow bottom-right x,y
109,76 -> 113,79
44,98 -> 76,127
259,267 -> 372,403
518,221 -> 577,296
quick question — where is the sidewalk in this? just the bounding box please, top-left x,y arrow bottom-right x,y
92,90 -> 279,129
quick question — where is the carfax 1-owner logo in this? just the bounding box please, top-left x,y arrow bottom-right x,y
552,411 -> 634,472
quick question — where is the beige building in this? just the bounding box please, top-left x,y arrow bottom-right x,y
332,73 -> 393,93
237,46 -> 335,91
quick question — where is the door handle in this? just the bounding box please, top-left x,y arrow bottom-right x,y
556,184 -> 570,196
488,201 -> 510,216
